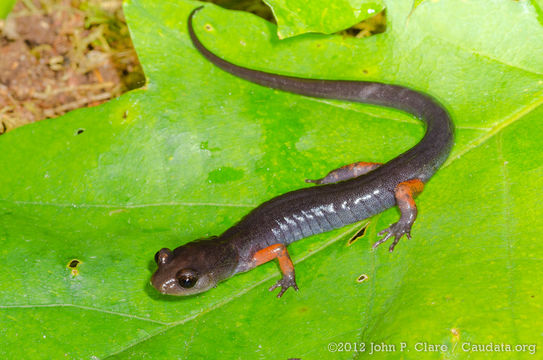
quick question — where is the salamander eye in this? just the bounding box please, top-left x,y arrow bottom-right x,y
176,269 -> 198,288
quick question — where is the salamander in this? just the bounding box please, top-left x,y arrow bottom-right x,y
151,6 -> 454,298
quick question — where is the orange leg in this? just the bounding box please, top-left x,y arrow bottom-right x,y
253,244 -> 298,298
306,161 -> 382,185
373,179 -> 424,252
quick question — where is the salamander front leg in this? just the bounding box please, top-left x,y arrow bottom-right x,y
373,179 -> 424,252
253,244 -> 298,298
306,161 -> 382,185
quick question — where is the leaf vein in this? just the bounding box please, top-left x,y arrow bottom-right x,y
430,33 -> 543,76
1,200 -> 255,209
442,91 -> 543,169
0,303 -> 168,325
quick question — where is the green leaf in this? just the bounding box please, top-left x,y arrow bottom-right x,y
0,0 -> 16,19
1,0 -> 542,358
264,0 -> 385,38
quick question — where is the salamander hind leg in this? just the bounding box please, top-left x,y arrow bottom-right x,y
253,244 -> 298,298
306,162 -> 382,185
373,179 -> 424,252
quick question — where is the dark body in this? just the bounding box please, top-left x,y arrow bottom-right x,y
151,7 -> 454,297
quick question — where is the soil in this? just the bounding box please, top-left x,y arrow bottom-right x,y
0,0 -> 144,133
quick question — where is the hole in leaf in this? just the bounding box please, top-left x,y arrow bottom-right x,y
68,259 -> 80,268
347,223 -> 369,246
76,129 -> 85,135
67,259 -> 82,276
356,274 -> 369,283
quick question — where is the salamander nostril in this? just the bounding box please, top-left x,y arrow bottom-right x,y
155,248 -> 173,265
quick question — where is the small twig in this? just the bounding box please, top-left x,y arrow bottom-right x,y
31,82 -> 115,99
43,91 -> 113,116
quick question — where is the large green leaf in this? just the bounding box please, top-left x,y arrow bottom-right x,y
0,0 -> 542,358
264,0 -> 385,38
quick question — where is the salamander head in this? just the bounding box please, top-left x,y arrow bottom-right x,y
151,236 -> 238,296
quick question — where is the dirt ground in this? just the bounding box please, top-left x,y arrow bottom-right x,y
0,0 -> 384,135
0,0 -> 144,133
